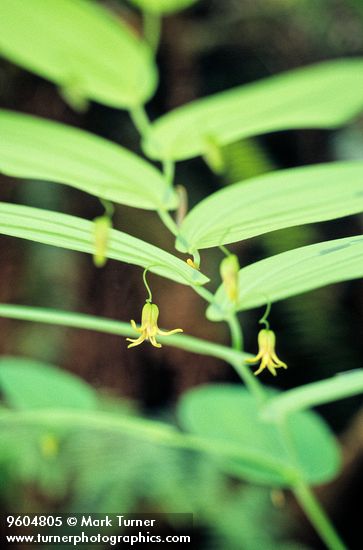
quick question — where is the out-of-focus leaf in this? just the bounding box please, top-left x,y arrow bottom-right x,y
175,162 -> 363,252
207,235 -> 363,320
0,357 -> 97,410
178,385 -> 340,487
128,0 -> 198,14
0,0 -> 157,109
262,370 -> 363,420
144,59 -> 363,161
0,203 -> 209,287
0,110 -> 177,211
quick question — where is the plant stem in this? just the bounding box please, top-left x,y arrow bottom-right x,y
99,198 -> 114,218
162,158 -> 175,186
219,244 -> 230,257
275,416 -> 347,550
0,408 -> 296,478
0,303 -> 247,367
129,105 -> 151,138
143,10 -> 162,54
293,481 -> 347,550
157,209 -> 179,236
227,314 -> 243,351
227,315 -> 266,402
130,108 -> 179,240
192,285 -> 215,304
142,268 -> 153,302
259,301 -> 271,330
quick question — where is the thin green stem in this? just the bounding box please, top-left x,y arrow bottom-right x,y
192,285 -> 214,304
143,10 -> 162,54
129,105 -> 151,138
219,244 -> 230,257
293,481 -> 347,550
130,107 -> 179,239
0,408 -> 296,479
275,416 -> 347,550
227,315 -> 266,403
162,158 -> 175,186
231,359 -> 267,404
259,301 -> 271,330
142,268 -> 153,303
157,209 -> 179,237
99,198 -> 114,218
227,315 -> 243,351
0,303 -> 248,367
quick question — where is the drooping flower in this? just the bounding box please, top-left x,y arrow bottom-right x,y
245,328 -> 287,376
126,302 -> 183,349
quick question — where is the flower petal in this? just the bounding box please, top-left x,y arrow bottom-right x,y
157,328 -> 183,336
271,352 -> 287,369
130,319 -> 142,333
126,335 -> 146,348
149,335 -> 162,348
245,351 -> 263,364
254,354 -> 269,376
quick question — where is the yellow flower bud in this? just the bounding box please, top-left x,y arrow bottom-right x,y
203,135 -> 225,174
186,258 -> 200,270
220,254 -> 239,303
93,215 -> 112,268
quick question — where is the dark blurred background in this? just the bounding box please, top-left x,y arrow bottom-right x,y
0,0 -> 363,548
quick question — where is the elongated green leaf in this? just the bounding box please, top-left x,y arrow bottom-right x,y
0,304 -> 246,365
207,235 -> 363,320
0,409 -> 179,444
0,203 -> 208,287
261,370 -> 363,420
128,0 -> 198,14
144,59 -> 363,161
0,0 -> 157,109
178,385 -> 340,487
0,357 -> 97,410
0,110 -> 177,211
175,161 -> 363,253
0,407 -> 319,473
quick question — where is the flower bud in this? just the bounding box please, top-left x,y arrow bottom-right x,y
220,254 -> 239,303
93,215 -> 112,268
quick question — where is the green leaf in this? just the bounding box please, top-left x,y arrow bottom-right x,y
0,202 -> 208,287
0,304 -> 247,365
144,59 -> 363,161
0,357 -> 97,410
0,110 -> 177,211
207,235 -> 363,320
0,408 -> 179,444
175,161 -> 363,252
0,0 -> 157,109
178,384 -> 340,487
128,0 -> 199,14
261,370 -> 363,420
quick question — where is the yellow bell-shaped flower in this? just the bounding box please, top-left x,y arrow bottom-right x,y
246,329 -> 287,376
127,302 -> 183,349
